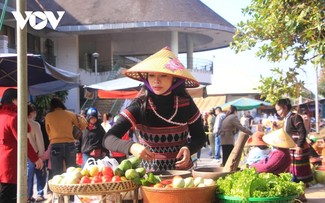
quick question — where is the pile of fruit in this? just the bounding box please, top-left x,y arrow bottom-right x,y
50,156 -> 217,190
146,175 -> 216,189
113,157 -> 146,182
50,156 -> 145,185
50,165 -> 120,185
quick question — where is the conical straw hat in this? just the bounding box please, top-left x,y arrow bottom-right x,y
125,47 -> 199,88
262,128 -> 296,148
247,131 -> 268,146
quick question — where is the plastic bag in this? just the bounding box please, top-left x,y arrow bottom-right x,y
83,156 -> 119,171
97,156 -> 119,171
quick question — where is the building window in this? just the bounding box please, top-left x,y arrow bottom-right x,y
27,33 -> 40,54
0,25 -> 15,49
43,39 -> 56,65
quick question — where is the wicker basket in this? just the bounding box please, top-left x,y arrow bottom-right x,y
48,180 -> 138,195
141,185 -> 217,203
217,194 -> 298,203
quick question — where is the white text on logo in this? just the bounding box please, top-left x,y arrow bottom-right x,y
12,11 -> 65,30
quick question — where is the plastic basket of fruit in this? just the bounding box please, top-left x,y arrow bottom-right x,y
217,194 -> 298,203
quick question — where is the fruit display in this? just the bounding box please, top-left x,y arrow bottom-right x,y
113,157 -> 147,185
141,175 -> 217,203
48,158 -> 140,197
49,155 -> 219,203
113,157 -> 217,189
145,175 -> 215,189
50,165 -> 116,185
49,156 -> 145,185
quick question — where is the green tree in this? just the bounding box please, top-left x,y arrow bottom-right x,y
232,0 -> 324,104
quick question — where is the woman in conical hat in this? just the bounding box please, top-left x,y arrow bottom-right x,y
102,47 -> 206,171
250,128 -> 295,175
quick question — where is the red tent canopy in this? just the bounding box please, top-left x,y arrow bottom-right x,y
98,90 -> 139,99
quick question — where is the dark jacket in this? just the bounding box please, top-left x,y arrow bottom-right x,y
75,121 -> 108,155
285,113 -> 307,148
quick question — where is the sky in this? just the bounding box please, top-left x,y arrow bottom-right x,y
196,0 -> 317,94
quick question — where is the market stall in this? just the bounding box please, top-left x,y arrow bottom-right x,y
47,137 -> 315,203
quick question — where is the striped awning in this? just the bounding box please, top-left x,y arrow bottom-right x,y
193,96 -> 226,113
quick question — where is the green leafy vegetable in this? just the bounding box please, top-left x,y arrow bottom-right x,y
216,168 -> 304,199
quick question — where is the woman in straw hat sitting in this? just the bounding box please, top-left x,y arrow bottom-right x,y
250,128 -> 296,175
102,47 -> 206,171
245,131 -> 271,166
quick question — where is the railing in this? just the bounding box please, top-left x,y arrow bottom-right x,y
79,54 -> 213,85
178,56 -> 213,73
79,55 -> 213,74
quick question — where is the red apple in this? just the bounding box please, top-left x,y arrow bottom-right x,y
101,166 -> 114,178
91,176 -> 102,183
102,175 -> 112,183
112,175 -> 121,182
79,176 -> 91,184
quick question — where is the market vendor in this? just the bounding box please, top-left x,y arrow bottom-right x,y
245,131 -> 271,166
102,47 -> 206,171
250,128 -> 296,175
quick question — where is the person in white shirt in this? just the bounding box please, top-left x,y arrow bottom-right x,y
101,113 -> 113,132
212,106 -> 226,161
27,103 -> 46,202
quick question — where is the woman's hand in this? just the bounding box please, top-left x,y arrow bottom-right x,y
175,146 -> 191,169
34,158 -> 44,169
295,146 -> 302,154
129,143 -> 154,160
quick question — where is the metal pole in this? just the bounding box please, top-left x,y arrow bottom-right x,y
92,52 -> 99,83
315,64 -> 320,133
95,58 -> 98,83
16,0 -> 28,202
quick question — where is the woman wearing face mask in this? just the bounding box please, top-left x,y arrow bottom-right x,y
75,107 -> 107,167
102,47 -> 206,171
275,98 -> 313,202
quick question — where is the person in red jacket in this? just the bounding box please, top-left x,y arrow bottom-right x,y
0,88 -> 43,203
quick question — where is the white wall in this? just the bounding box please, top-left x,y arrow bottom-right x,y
54,35 -> 81,113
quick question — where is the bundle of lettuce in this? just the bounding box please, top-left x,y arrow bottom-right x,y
216,168 -> 304,199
